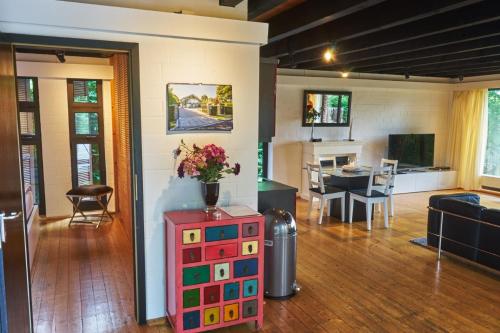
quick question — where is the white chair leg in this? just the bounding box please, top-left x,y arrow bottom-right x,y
389,194 -> 394,217
307,196 -> 313,221
318,198 -> 325,225
348,196 -> 354,224
327,199 -> 331,217
340,195 -> 345,222
383,200 -> 389,228
366,201 -> 372,231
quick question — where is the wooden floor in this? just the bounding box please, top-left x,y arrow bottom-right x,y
31,190 -> 500,332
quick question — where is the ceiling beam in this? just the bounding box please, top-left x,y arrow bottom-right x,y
248,0 -> 287,21
304,34 -> 500,71
389,59 -> 500,76
280,17 -> 500,67
267,0 -> 387,43
354,48 -> 500,73
427,66 -> 500,78
261,0 -> 483,58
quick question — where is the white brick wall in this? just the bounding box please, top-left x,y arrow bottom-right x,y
272,74 -> 453,191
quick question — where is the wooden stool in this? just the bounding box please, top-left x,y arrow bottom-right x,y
66,185 -> 113,228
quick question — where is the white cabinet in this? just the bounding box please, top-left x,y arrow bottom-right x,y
393,170 -> 457,194
438,170 -> 458,190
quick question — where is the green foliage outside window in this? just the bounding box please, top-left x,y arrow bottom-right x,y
258,142 -> 264,181
484,90 -> 500,176
74,80 -> 98,103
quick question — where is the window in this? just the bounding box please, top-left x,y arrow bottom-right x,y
258,142 -> 268,181
67,79 -> 106,191
484,90 -> 500,177
16,77 -> 45,215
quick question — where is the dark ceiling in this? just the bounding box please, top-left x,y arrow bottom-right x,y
249,0 -> 500,78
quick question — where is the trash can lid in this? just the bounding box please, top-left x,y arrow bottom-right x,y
263,208 -> 297,238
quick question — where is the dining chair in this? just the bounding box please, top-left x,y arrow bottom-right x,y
373,158 -> 398,217
348,166 -> 393,231
306,162 -> 346,225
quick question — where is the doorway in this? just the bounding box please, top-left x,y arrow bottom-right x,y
1,33 -> 146,331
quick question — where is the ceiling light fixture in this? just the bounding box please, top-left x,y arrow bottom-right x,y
323,42 -> 336,63
341,72 -> 349,78
405,73 -> 410,80
458,75 -> 464,82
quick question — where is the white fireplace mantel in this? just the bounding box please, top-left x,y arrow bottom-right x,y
300,140 -> 363,199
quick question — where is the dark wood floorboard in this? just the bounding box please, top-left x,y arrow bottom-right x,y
31,190 -> 500,332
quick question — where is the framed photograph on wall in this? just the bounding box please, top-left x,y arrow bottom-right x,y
167,83 -> 233,132
302,90 -> 352,127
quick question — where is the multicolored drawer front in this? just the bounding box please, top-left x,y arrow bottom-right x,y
183,289 -> 200,309
183,310 -> 200,330
234,258 -> 258,278
243,300 -> 258,318
205,225 -> 238,242
165,209 -> 264,333
205,243 -> 237,261
242,222 -> 259,238
183,229 -> 201,244
204,307 -> 219,326
224,303 -> 239,322
243,279 -> 258,297
183,265 -> 210,286
224,282 -> 239,301
242,241 -> 258,256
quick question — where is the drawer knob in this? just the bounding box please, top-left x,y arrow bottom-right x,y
229,289 -> 234,296
210,295 -> 215,301
189,318 -> 194,325
247,306 -> 253,314
220,268 -> 225,277
219,249 -> 225,257
248,226 -> 253,234
189,252 -> 195,260
243,265 -> 249,273
219,230 -> 225,239
229,309 -> 234,318
193,272 -> 200,280
248,244 -> 253,253
189,233 -> 195,241
209,314 -> 214,322
248,285 -> 253,293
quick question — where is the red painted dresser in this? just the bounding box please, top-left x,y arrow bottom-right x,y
164,208 -> 264,332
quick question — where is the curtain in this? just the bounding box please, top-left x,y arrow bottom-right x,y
447,89 -> 488,190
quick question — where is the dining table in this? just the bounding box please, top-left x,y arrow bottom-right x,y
322,167 -> 379,222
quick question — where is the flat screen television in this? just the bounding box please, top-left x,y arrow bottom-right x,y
388,134 -> 435,169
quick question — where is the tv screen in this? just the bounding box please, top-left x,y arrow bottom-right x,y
388,134 -> 435,169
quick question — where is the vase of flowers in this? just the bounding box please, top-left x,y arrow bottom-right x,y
175,140 -> 241,211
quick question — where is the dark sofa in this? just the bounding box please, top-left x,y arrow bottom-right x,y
428,193 -> 500,271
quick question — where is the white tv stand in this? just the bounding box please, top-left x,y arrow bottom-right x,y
393,169 -> 457,194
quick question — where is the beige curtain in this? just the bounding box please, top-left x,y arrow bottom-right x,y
447,89 -> 488,190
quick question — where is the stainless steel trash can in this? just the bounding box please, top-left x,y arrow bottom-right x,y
263,208 -> 298,299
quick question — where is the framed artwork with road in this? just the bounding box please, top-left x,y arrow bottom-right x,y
167,83 -> 233,132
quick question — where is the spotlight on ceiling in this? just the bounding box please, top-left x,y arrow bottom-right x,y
323,42 -> 336,63
55,50 -> 66,63
405,73 -> 410,80
458,75 -> 464,82
341,72 -> 349,78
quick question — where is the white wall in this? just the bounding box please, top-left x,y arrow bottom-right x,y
272,73 -> 453,191
63,0 -> 248,20
17,61 -> 115,217
0,0 -> 268,320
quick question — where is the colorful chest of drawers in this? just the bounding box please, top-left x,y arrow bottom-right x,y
164,209 -> 264,332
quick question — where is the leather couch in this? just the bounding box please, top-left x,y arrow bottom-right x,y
428,193 -> 499,271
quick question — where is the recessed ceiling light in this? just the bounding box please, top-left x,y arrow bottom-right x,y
341,72 -> 349,78
323,48 -> 335,62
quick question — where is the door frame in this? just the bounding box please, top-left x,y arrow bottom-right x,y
4,33 -> 147,324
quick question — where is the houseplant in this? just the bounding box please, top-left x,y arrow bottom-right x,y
175,140 -> 240,211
